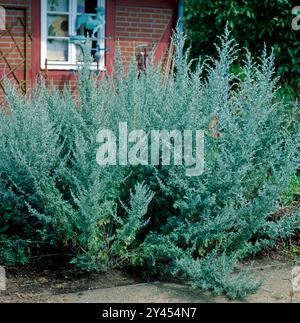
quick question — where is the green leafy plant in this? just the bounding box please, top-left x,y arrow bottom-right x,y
0,203 -> 11,235
284,175 -> 300,204
282,242 -> 300,259
0,236 -> 29,266
185,0 -> 300,89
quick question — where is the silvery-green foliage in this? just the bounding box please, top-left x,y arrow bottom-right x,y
137,30 -> 300,298
0,28 -> 300,298
0,46 -> 153,270
175,252 -> 261,300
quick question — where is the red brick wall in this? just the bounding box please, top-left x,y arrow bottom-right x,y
115,5 -> 173,66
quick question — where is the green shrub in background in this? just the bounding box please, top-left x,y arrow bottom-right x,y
0,31 -> 300,299
185,0 -> 300,91
284,174 -> 300,204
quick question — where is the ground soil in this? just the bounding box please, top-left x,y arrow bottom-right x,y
1,254 -> 300,303
0,266 -> 142,303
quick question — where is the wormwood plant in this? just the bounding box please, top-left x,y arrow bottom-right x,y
0,30 -> 300,298
0,44 -> 154,271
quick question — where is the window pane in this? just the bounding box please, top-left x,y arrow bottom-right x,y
47,14 -> 69,37
76,44 -> 84,61
47,0 -> 69,12
77,0 -> 98,14
47,39 -> 68,61
76,1 -> 104,37
77,0 -> 85,13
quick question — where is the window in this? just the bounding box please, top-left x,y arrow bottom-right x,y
41,0 -> 105,70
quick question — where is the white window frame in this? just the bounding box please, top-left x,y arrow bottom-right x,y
0,6 -> 6,30
41,0 -> 105,70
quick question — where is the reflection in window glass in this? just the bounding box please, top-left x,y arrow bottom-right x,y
47,0 -> 69,12
47,15 -> 69,37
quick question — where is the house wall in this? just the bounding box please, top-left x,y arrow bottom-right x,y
0,0 -> 178,98
0,0 -> 32,101
115,1 -> 175,66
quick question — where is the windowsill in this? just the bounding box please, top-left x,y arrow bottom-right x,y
41,64 -> 106,72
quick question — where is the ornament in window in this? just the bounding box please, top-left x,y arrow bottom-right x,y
75,6 -> 105,38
